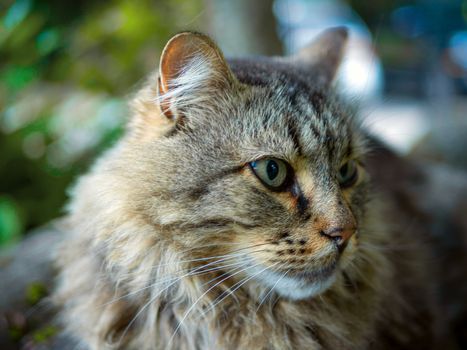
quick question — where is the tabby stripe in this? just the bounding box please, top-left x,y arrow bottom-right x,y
310,91 -> 325,116
290,181 -> 309,218
162,218 -> 261,231
286,115 -> 303,156
325,130 -> 336,163
310,123 -> 320,140
178,165 -> 244,200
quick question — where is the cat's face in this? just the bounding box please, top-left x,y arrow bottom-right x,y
130,29 -> 368,300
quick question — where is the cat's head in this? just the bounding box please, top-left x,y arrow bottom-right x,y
125,28 -> 369,300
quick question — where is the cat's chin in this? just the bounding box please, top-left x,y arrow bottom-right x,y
251,265 -> 338,300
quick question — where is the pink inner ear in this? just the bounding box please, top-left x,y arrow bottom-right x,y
158,32 -> 233,95
159,38 -> 189,95
158,34 -> 203,120
156,32 -> 236,122
159,33 -> 211,96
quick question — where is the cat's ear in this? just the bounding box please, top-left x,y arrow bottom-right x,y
157,32 -> 235,121
291,27 -> 348,88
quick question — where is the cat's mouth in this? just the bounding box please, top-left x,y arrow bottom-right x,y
283,262 -> 338,282
248,260 -> 339,300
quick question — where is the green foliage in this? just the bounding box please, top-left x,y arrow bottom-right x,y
0,0 -> 202,245
32,325 -> 58,343
26,282 -> 48,305
0,196 -> 22,245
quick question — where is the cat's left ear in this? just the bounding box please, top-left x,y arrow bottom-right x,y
157,32 -> 236,121
291,27 -> 348,88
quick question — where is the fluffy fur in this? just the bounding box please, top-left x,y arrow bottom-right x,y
54,29 -> 446,349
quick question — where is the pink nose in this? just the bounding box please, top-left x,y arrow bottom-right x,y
320,225 -> 356,247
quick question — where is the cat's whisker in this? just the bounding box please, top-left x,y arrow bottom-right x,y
198,265 -> 247,288
102,256 -> 250,307
115,263 -> 244,349
118,242 -> 271,278
167,262 -> 266,347
102,261 -> 242,308
119,245 -> 263,284
102,249 -> 268,307
255,269 -> 289,313
176,241 -> 256,252
199,262 -> 280,320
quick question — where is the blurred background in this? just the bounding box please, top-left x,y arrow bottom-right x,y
1,0 -> 467,247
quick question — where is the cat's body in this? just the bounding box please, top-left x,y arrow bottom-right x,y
54,29 -> 466,349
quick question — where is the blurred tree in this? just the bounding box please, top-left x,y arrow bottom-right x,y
0,0 -> 203,245
203,0 -> 282,56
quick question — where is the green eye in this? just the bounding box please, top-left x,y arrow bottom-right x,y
337,160 -> 358,188
249,158 -> 290,190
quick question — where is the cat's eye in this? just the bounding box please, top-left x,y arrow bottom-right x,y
337,160 -> 358,188
249,158 -> 290,190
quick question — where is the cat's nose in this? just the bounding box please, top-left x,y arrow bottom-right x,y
320,225 -> 356,249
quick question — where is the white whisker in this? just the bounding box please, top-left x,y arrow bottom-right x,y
102,253 -> 258,307
119,242 -> 270,279
167,262 -> 266,347
255,269 -> 289,313
200,262 -> 280,319
115,263 -> 242,348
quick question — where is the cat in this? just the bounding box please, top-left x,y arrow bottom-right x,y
53,27 -> 462,349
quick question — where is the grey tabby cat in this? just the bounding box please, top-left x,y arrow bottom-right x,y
54,28 -> 465,349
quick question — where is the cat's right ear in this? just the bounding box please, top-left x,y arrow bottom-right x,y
291,27 -> 348,89
157,32 -> 236,122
